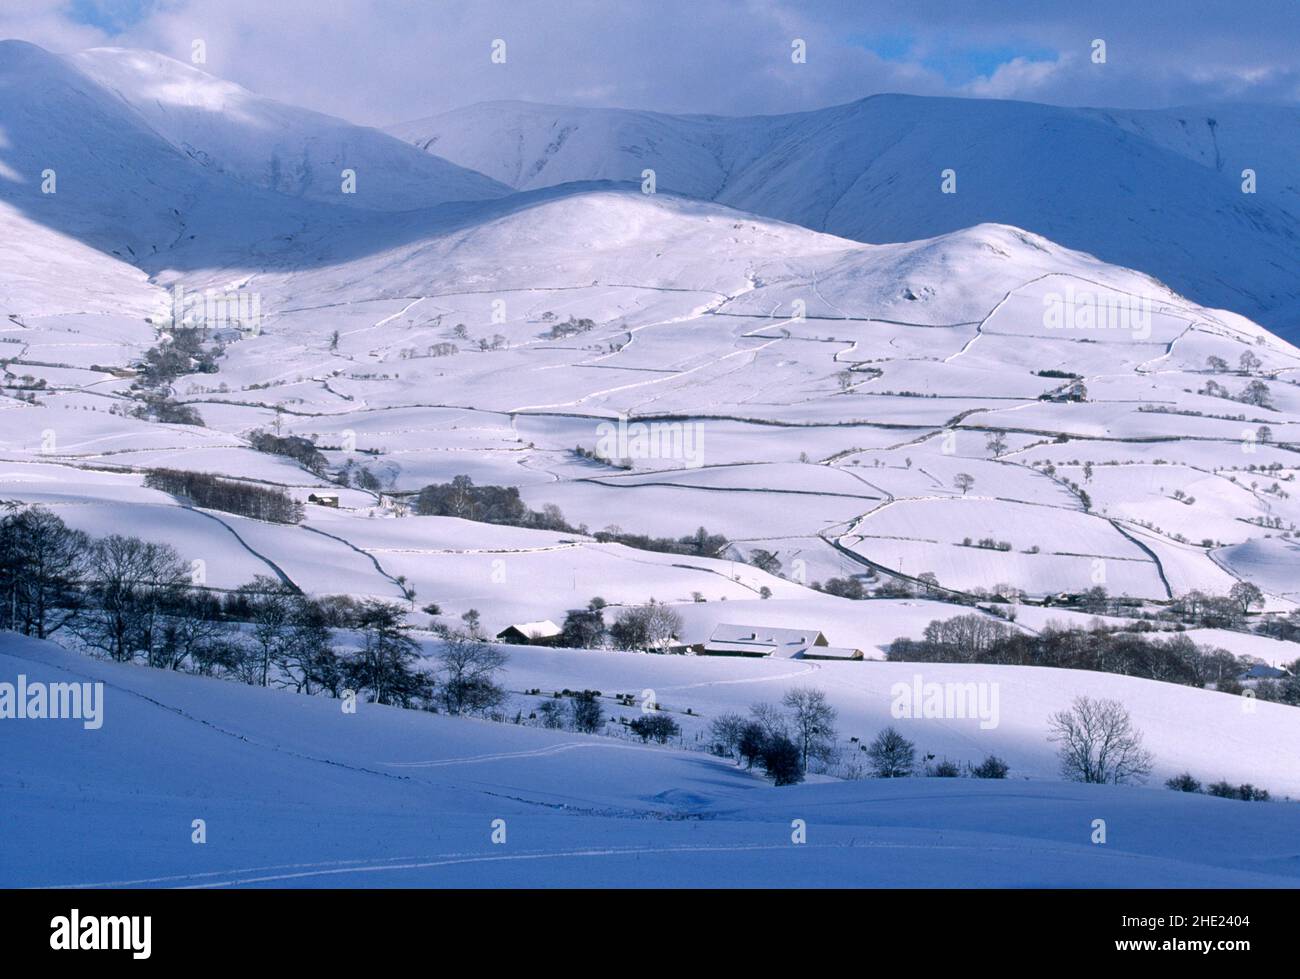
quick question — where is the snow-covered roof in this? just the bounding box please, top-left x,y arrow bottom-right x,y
1240,663 -> 1286,680
498,619 -> 562,639
702,623 -> 839,659
708,623 -> 826,648
804,646 -> 863,660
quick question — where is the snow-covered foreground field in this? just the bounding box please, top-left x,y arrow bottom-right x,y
3,633 -> 1298,888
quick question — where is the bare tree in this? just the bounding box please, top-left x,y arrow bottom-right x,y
433,631 -> 509,715
237,575 -> 298,686
749,548 -> 782,576
954,472 -> 975,495
644,601 -> 683,651
609,601 -> 682,652
277,598 -> 340,695
920,613 -> 1014,662
154,591 -> 234,672
748,701 -> 790,741
76,535 -> 189,662
1048,696 -> 1153,784
866,726 -> 915,778
709,712 -> 747,761
345,601 -> 431,707
1229,581 -> 1264,617
1239,379 -> 1273,408
782,688 -> 838,773
629,713 -> 680,744
0,506 -> 88,639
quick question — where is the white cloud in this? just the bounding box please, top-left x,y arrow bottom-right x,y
3,0 -> 1297,124
965,57 -> 1068,99
0,0 -> 107,52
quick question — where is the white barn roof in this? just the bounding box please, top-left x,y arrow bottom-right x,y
702,623 -> 836,659
708,623 -> 826,647
499,619 -> 562,639
803,645 -> 863,660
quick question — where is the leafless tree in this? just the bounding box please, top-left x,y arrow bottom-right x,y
709,712 -> 747,761
1048,696 -> 1153,784
434,631 -> 509,715
609,600 -> 682,651
748,701 -> 790,740
0,506 -> 88,639
866,726 -> 915,778
782,688 -> 838,773
75,534 -> 189,662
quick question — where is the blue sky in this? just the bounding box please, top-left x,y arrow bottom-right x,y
849,32 -> 1060,85
7,0 -> 1298,124
66,0 -> 155,33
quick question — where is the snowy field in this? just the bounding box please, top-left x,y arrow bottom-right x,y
4,634 -> 1298,888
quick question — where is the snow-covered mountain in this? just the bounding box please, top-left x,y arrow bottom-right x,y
390,97 -> 1300,342
0,39 -> 507,259
70,47 -> 510,212
8,173 -> 1299,607
3,40 -> 1298,611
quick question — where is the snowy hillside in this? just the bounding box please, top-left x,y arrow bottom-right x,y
4,172 -> 1299,612
0,39 -> 507,271
71,47 -> 510,212
391,96 -> 1300,341
4,633 -> 1298,888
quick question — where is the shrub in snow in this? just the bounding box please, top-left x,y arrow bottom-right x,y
569,691 -> 604,733
628,713 -> 680,744
971,755 -> 1009,779
1208,781 -> 1270,802
537,699 -> 567,729
759,734 -> 804,786
737,722 -> 768,769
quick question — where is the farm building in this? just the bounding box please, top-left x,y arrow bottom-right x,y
1239,663 -> 1288,681
307,493 -> 339,507
696,624 -> 862,660
496,620 -> 563,645
211,327 -> 245,344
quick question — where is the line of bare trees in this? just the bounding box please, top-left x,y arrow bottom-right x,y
145,468 -> 304,524
0,504 -> 509,712
890,613 -> 1300,704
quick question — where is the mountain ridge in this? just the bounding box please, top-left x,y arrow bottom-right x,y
390,95 -> 1300,341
